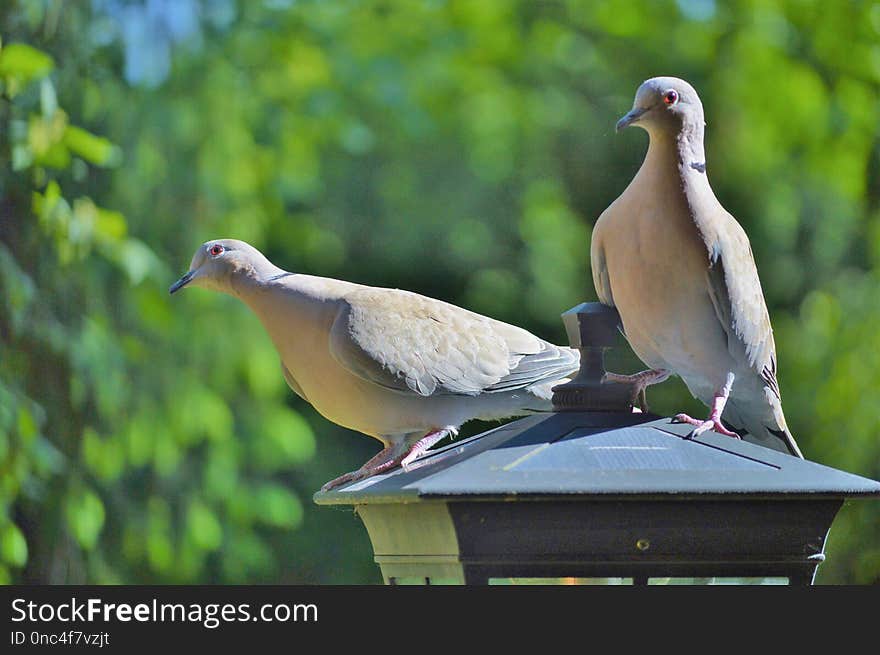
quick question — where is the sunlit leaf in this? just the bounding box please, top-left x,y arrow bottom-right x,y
81,428 -> 125,482
28,110 -> 69,163
100,238 -> 165,285
186,500 -> 223,552
249,407 -> 316,471
0,523 -> 28,567
64,126 -> 123,167
94,207 -> 128,243
65,488 -> 105,550
251,484 -> 303,528
0,42 -> 54,91
146,497 -> 173,573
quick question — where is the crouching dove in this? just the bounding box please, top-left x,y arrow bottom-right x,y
590,76 -> 803,457
170,239 -> 580,489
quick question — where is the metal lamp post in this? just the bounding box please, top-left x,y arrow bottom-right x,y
314,303 -> 880,585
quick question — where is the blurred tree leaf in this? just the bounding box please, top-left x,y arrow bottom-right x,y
248,406 -> 316,472
251,484 -> 303,529
0,523 -> 28,567
63,125 -> 122,167
0,41 -> 54,94
64,487 -> 106,551
186,499 -> 223,552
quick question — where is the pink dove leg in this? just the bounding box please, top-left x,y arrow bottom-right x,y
672,372 -> 740,439
603,368 -> 670,412
401,427 -> 457,468
320,427 -> 456,492
320,443 -> 402,492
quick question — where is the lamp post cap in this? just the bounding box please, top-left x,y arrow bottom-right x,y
561,303 -> 621,349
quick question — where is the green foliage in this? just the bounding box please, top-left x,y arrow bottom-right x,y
1,523 -> 28,568
0,41 -> 54,96
64,485 -> 105,551
0,1 -> 330,584
1,0 -> 879,584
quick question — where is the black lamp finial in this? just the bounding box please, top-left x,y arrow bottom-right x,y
551,302 -> 635,412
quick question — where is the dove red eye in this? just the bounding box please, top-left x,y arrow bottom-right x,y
209,244 -> 224,257
664,90 -> 679,106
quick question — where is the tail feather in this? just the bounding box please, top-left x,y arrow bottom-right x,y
766,425 -> 803,459
724,400 -> 803,458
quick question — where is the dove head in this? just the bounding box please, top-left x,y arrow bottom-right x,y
616,77 -> 705,140
169,239 -> 282,295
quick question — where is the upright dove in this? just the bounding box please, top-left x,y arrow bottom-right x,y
590,76 -> 802,457
170,239 -> 580,489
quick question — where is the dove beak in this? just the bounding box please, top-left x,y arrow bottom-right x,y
616,107 -> 647,132
169,270 -> 196,295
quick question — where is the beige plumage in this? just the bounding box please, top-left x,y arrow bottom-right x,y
170,239 -> 580,489
591,76 -> 802,457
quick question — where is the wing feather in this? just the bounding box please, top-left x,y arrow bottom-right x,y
703,210 -> 779,395
328,288 -> 579,397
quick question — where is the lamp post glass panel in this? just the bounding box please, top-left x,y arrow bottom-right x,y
314,304 -> 880,585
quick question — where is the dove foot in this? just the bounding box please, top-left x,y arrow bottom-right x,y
320,427 -> 457,492
672,413 -> 740,439
603,368 -> 670,412
320,471 -> 362,492
320,443 -> 403,492
671,372 -> 739,439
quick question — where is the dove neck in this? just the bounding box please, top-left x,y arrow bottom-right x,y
227,260 -> 287,298
645,125 -> 707,182
676,118 -> 706,165
232,272 -> 361,313
232,273 -> 338,372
